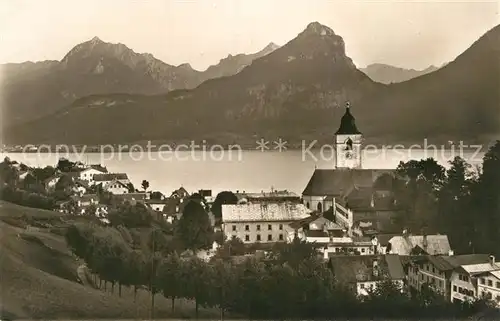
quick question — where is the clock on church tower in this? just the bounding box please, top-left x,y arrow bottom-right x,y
335,102 -> 363,169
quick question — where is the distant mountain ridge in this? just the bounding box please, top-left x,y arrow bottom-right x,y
3,22 -> 499,147
1,37 -> 279,126
361,63 -> 439,84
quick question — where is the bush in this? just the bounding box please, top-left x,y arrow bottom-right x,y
0,217 -> 27,229
19,233 -> 45,246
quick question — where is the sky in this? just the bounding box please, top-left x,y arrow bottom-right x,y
0,0 -> 498,71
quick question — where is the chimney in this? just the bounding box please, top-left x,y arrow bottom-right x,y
323,248 -> 329,260
423,234 -> 428,250
489,255 -> 495,265
402,229 -> 408,238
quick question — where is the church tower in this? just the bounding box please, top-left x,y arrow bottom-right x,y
335,102 -> 363,169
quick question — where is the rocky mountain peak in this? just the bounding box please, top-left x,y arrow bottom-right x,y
304,21 -> 335,36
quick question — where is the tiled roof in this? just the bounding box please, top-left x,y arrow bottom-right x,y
329,254 -> 405,283
89,164 -> 108,173
93,173 -> 129,181
302,169 -> 395,196
304,230 -> 329,238
222,202 -> 311,223
489,270 -> 500,280
289,213 -> 322,229
388,235 -> 451,255
461,263 -> 500,275
421,254 -> 492,272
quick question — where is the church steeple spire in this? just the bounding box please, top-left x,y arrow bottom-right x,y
335,101 -> 362,135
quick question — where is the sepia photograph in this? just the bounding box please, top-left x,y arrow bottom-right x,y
0,0 -> 499,320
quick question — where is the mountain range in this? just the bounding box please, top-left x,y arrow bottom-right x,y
1,38 -> 279,126
360,64 -> 439,84
2,22 -> 499,146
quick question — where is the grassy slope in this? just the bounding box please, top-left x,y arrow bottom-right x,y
0,201 -> 218,319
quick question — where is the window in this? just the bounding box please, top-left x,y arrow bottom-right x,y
488,280 -> 493,287
360,283 -> 365,289
256,234 -> 261,242
245,225 -> 249,231
317,202 -> 322,212
268,224 -> 272,231
245,235 -> 249,242
279,234 -> 283,241
268,235 -> 272,241
480,278 -> 485,284
256,225 -> 261,231
279,224 -> 283,230
306,202 -> 310,209
453,285 -> 457,292
496,282 -> 500,289
361,248 -> 365,253
432,267 -> 436,273
232,225 -> 236,232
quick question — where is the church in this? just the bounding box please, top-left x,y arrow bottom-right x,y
302,102 -> 399,236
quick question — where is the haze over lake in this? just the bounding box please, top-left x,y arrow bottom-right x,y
2,147 -> 486,195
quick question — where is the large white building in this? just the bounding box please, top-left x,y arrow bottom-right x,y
222,202 -> 311,243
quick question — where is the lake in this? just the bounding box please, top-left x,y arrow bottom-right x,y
1,147 -> 486,196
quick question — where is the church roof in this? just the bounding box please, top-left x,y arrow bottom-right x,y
335,105 -> 361,135
302,169 -> 394,196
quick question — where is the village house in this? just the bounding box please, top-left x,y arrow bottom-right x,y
198,189 -> 215,204
171,187 -> 189,199
476,269 -> 500,306
92,173 -> 130,187
146,198 -> 169,212
383,231 -> 452,256
72,194 -> 99,207
329,254 -> 406,297
288,214 -> 345,243
222,202 -> 311,244
450,255 -> 500,304
103,179 -> 130,195
43,174 -> 63,191
77,165 -> 108,184
301,102 -> 400,236
404,254 -> 497,303
113,192 -> 148,204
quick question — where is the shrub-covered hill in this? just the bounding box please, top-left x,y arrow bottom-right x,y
0,201 -> 216,319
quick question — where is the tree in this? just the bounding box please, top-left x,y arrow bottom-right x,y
124,250 -> 146,301
211,191 -> 238,220
147,229 -> 173,255
216,236 -> 247,258
175,200 -> 214,251
437,157 -> 476,253
107,202 -> 153,228
209,259 -> 237,319
470,141 -> 500,255
56,158 -> 78,172
268,237 -> 321,269
142,180 -> 150,192
395,158 -> 446,232
126,183 -> 135,193
150,191 -> 164,200
0,159 -> 19,188
157,253 -> 182,312
180,257 -> 212,318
